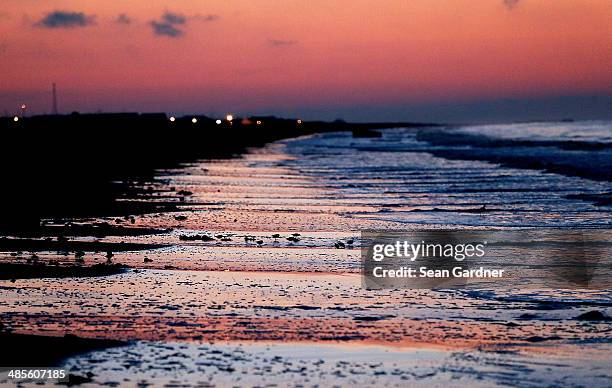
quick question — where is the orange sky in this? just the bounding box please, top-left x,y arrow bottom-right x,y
1,0 -> 611,120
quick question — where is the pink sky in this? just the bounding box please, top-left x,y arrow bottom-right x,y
1,0 -> 611,120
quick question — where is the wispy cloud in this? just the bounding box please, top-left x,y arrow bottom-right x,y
35,10 -> 95,29
116,14 -> 132,25
162,12 -> 186,25
194,14 -> 219,23
503,0 -> 520,10
150,12 -> 187,38
268,39 -> 297,47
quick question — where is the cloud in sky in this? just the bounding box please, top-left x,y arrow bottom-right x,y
503,0 -> 520,10
150,12 -> 187,38
268,39 -> 297,47
162,12 -> 186,25
116,14 -> 131,25
35,10 -> 95,28
193,14 -> 219,23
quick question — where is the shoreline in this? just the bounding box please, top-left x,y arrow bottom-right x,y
0,113 -> 436,233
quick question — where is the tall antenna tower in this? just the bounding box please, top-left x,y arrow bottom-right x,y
52,83 -> 58,115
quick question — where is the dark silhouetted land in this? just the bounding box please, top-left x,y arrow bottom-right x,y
0,113 -> 436,234
0,333 -> 126,367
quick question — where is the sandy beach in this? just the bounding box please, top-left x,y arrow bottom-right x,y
1,125 -> 610,386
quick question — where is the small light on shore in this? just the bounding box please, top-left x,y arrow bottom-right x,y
192,117 -> 198,124
13,116 -> 19,122
169,116 -> 176,122
21,104 -> 26,110
216,119 -> 222,125
256,120 -> 262,125
226,114 -> 233,122
297,119 -> 303,124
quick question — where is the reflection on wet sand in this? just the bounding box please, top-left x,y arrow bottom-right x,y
2,270 -> 610,347
1,129 -> 611,386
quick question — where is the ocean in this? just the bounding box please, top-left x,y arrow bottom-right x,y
279,120 -> 612,228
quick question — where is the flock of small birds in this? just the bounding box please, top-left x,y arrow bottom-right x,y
244,233 -> 355,249
179,233 -> 355,249
21,215 -> 358,267
244,233 -> 302,246
11,229 -> 357,271
69,250 -> 116,264
334,239 -> 354,249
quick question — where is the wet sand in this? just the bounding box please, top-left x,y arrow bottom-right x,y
2,270 -> 610,346
1,130 -> 611,386
57,340 -> 611,387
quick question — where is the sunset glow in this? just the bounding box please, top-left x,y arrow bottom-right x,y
1,0 -> 611,120
1,2 -> 611,386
